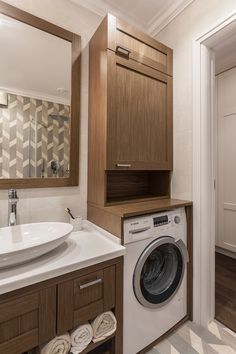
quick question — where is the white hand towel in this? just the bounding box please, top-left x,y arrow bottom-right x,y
91,311 -> 117,343
40,333 -> 71,354
70,323 -> 93,354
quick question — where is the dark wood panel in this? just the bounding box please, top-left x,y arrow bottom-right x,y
0,293 -> 38,323
74,270 -> 104,308
215,252 -> 236,332
106,171 -> 170,203
0,329 -> 38,354
88,16 -> 108,205
19,310 -> 38,335
88,204 -> 123,239
80,334 -> 115,354
96,198 -> 192,218
104,266 -> 116,311
0,257 -> 123,354
57,280 -> 74,334
113,259 -> 123,353
38,287 -> 56,344
107,51 -> 172,170
0,317 -> 19,344
106,13 -> 173,76
186,205 -> 193,320
74,300 -> 104,326
70,33 -> 81,186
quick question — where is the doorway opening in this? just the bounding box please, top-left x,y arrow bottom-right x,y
193,14 -> 236,329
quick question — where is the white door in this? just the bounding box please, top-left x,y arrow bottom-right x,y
217,68 -> 236,252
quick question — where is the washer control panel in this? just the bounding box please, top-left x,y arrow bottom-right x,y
153,215 -> 169,227
123,208 -> 185,244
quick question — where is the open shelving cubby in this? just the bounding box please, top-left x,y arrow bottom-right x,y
106,170 -> 171,205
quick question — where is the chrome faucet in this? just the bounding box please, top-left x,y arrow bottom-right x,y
8,189 -> 19,226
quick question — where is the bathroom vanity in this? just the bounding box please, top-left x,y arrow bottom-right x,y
0,222 -> 125,354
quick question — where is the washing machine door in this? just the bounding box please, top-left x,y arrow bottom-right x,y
133,236 -> 189,308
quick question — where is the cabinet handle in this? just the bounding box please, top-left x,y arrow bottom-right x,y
116,164 -> 131,168
116,45 -> 131,57
79,278 -> 102,290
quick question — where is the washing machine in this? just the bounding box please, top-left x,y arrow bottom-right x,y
123,207 -> 188,354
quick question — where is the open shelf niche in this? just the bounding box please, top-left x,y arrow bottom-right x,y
106,170 -> 171,205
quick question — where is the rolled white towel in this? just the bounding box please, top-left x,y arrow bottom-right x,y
91,311 -> 117,343
70,323 -> 93,354
40,333 -> 71,354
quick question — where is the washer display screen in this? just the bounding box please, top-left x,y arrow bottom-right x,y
153,215 -> 168,227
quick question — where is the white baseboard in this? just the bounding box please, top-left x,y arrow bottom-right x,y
215,246 -> 236,259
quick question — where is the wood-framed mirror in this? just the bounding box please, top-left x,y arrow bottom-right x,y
0,1 -> 80,189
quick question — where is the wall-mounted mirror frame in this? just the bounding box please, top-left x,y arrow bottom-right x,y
0,0 -> 80,189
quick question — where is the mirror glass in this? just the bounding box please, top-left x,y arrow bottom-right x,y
0,14 -> 71,179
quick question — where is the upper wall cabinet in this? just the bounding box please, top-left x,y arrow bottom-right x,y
107,15 -> 173,76
107,51 -> 172,170
88,14 -> 173,205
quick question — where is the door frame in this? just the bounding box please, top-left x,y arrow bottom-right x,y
192,11 -> 236,326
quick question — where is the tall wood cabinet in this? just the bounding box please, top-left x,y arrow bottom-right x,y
88,14 -> 173,208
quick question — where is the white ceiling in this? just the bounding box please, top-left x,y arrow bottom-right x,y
0,14 -> 71,104
71,0 -> 195,36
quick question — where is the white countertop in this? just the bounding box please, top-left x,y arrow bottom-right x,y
0,221 -> 125,295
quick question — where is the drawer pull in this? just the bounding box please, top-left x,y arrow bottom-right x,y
116,163 -> 131,168
79,278 -> 102,290
116,45 -> 131,57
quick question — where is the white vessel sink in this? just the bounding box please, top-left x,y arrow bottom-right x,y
0,222 -> 73,269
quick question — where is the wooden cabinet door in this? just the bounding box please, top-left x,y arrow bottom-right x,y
107,51 -> 173,170
107,14 -> 173,76
0,286 -> 56,354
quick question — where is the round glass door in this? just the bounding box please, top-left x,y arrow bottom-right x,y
133,236 -> 188,308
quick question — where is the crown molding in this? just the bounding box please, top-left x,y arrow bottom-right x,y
70,0 -> 146,31
148,0 -> 195,37
70,0 -> 195,38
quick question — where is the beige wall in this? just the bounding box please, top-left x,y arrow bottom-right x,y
0,0 -> 102,226
156,0 -> 236,200
2,0 -> 236,226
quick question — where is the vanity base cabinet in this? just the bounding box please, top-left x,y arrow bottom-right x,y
0,257 -> 123,354
0,286 -> 56,354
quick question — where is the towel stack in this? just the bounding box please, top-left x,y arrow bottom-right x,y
40,311 -> 117,354
70,323 -> 93,354
91,311 -> 117,343
40,333 -> 71,354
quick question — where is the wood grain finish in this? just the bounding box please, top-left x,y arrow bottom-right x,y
107,51 -> 173,170
88,13 -> 173,208
215,252 -> 236,332
0,257 -> 123,354
58,266 -> 116,331
88,16 -> 108,205
186,205 -> 193,320
0,0 -> 81,189
88,203 -> 123,239
106,171 -> 170,203
107,14 -> 173,76
0,286 -> 56,353
88,198 -> 192,242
